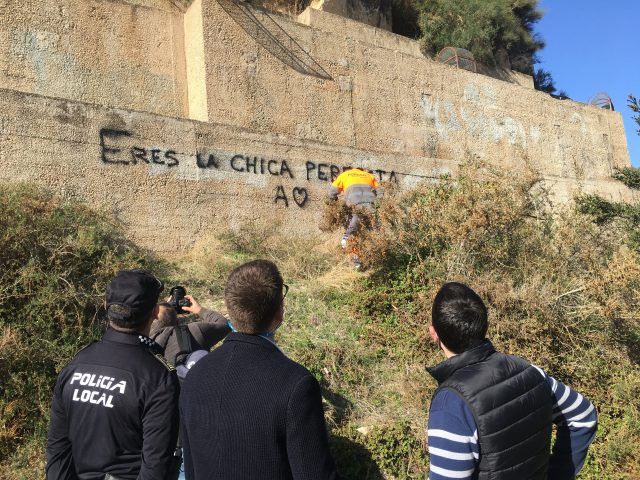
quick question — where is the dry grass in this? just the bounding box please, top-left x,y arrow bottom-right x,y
0,184 -> 161,478
248,0 -> 310,17
3,165 -> 640,478
340,161 -> 640,477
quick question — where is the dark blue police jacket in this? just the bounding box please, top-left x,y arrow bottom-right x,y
46,328 -> 180,480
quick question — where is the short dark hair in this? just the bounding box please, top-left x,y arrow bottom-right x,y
225,260 -> 284,334
107,304 -> 155,329
432,282 -> 488,354
150,303 -> 178,335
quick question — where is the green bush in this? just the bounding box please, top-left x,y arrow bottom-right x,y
0,185 -> 161,476
329,422 -> 428,479
414,0 -> 543,72
575,194 -> 640,253
613,166 -> 640,190
576,194 -> 630,224
4,164 -> 640,479
349,162 -> 640,477
363,422 -> 428,478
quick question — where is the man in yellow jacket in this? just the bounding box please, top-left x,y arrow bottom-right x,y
327,168 -> 383,263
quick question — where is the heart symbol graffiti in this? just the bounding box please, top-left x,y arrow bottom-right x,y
292,187 -> 309,208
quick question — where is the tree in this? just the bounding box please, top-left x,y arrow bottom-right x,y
533,68 -> 555,93
414,0 -> 544,74
391,0 -> 421,39
629,95 -> 640,136
533,68 -> 568,97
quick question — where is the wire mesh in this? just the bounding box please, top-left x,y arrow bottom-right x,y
589,92 -> 615,111
216,0 -> 332,80
168,0 -> 193,11
436,47 -> 477,73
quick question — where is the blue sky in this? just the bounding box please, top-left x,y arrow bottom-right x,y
536,0 -> 639,166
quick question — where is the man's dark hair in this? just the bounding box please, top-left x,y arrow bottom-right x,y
225,259 -> 284,334
432,282 -> 488,354
107,304 -> 155,329
150,303 -> 178,335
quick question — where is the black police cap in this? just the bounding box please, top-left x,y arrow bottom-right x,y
106,269 -> 164,318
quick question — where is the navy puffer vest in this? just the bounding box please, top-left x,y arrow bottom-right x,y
428,341 -> 553,480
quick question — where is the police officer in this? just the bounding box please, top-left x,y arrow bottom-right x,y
46,269 -> 180,480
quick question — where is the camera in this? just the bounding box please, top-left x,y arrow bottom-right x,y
169,286 -> 192,314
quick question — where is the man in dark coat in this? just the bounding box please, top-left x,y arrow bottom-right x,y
150,298 -> 229,366
180,259 -> 338,480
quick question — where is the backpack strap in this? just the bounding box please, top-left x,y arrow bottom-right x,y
173,325 -> 196,366
151,327 -> 173,352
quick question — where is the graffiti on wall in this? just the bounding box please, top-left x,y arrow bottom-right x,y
100,129 -> 180,167
99,128 -> 398,209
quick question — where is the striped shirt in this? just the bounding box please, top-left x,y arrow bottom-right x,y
427,366 -> 597,480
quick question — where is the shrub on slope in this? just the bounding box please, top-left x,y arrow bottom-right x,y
345,162 -> 640,477
3,164 -> 640,479
0,185 -> 160,476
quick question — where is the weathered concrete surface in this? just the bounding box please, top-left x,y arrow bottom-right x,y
1,0 -> 628,179
184,0 -> 209,121
0,88 -> 634,253
0,1 -> 634,253
0,0 -> 188,117
309,0 -> 392,31
0,88 -> 448,251
199,4 -> 630,175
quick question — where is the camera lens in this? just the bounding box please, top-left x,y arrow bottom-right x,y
170,286 -> 188,313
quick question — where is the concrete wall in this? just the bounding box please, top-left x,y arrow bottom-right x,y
0,88 -> 447,251
184,0 -> 209,122
1,0 -> 629,185
0,88 -> 634,252
309,0 -> 392,31
198,4 -> 630,181
0,1 -> 634,252
0,0 -> 188,117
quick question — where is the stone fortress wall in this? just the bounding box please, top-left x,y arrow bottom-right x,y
0,0 -> 634,252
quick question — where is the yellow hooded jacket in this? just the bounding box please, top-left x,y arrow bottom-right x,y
328,168 -> 381,206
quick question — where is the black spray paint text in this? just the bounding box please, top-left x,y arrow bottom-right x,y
99,128 -> 398,209
100,129 -> 179,167
305,161 -> 397,184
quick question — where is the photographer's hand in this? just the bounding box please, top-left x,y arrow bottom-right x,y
182,295 -> 202,316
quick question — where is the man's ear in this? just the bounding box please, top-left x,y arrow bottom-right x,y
429,325 -> 439,344
151,304 -> 160,320
273,302 -> 284,328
